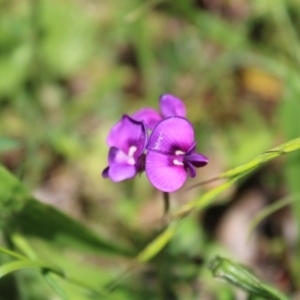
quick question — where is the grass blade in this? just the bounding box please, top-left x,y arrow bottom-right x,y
0,259 -> 64,279
209,256 -> 289,300
43,271 -> 70,300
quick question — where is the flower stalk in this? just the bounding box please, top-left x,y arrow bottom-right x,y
163,192 -> 170,217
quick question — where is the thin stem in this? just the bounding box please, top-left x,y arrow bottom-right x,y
0,246 -> 27,261
163,192 -> 170,217
186,176 -> 222,190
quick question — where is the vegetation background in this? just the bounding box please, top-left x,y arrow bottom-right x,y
1,0 -> 300,299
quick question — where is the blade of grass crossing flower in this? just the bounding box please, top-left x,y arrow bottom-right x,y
187,137 -> 300,191
108,138 -> 300,291
178,137 -> 300,220
134,137 -> 300,266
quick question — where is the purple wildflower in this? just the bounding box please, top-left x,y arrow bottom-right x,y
145,116 -> 208,192
132,94 -> 186,129
102,115 -> 147,182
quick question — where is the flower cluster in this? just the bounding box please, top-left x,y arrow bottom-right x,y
102,94 -> 208,192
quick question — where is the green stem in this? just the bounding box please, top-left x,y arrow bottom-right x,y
0,246 -> 27,261
163,192 -> 170,217
11,233 -> 37,259
0,260 -> 64,279
260,284 -> 289,300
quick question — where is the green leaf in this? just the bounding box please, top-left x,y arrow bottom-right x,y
43,271 -> 70,300
0,246 -> 26,260
209,256 -> 289,300
0,259 -> 64,279
137,226 -> 176,263
10,234 -> 123,300
280,77 -> 300,249
0,164 -> 133,256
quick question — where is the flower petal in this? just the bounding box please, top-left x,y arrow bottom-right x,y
108,147 -> 133,165
159,94 -> 186,118
109,164 -> 137,182
102,167 -> 109,178
131,108 -> 162,130
106,115 -> 147,155
147,116 -> 194,154
146,151 -> 187,192
184,153 -> 209,167
186,141 -> 197,154
185,161 -> 196,178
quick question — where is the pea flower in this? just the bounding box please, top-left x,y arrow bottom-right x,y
102,115 -> 147,182
145,116 -> 208,192
132,94 -> 186,129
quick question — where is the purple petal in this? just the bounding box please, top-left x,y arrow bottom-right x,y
185,161 -> 196,178
109,164 -> 137,182
108,147 -> 134,165
131,108 -> 162,130
186,141 -> 197,154
106,115 -> 147,156
147,116 -> 194,154
146,151 -> 187,192
159,94 -> 186,118
184,153 -> 209,167
102,167 -> 109,178
135,154 -> 146,173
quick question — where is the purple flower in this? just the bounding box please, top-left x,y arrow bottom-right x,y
102,115 -> 147,182
132,94 -> 186,129
145,116 -> 208,192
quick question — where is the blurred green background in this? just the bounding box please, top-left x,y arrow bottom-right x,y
1,0 -> 300,299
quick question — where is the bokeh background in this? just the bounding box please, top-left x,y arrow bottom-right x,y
1,0 -> 300,299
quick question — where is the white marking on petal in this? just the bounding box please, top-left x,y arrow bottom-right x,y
127,157 -> 136,165
173,159 -> 184,166
128,145 -> 137,157
154,131 -> 164,150
175,150 -> 185,155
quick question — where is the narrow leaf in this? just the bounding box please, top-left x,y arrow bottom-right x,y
43,271 -> 70,300
209,256 -> 289,300
0,165 -> 133,256
220,137 -> 300,179
137,226 -> 176,263
0,246 -> 27,261
0,259 -> 64,279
